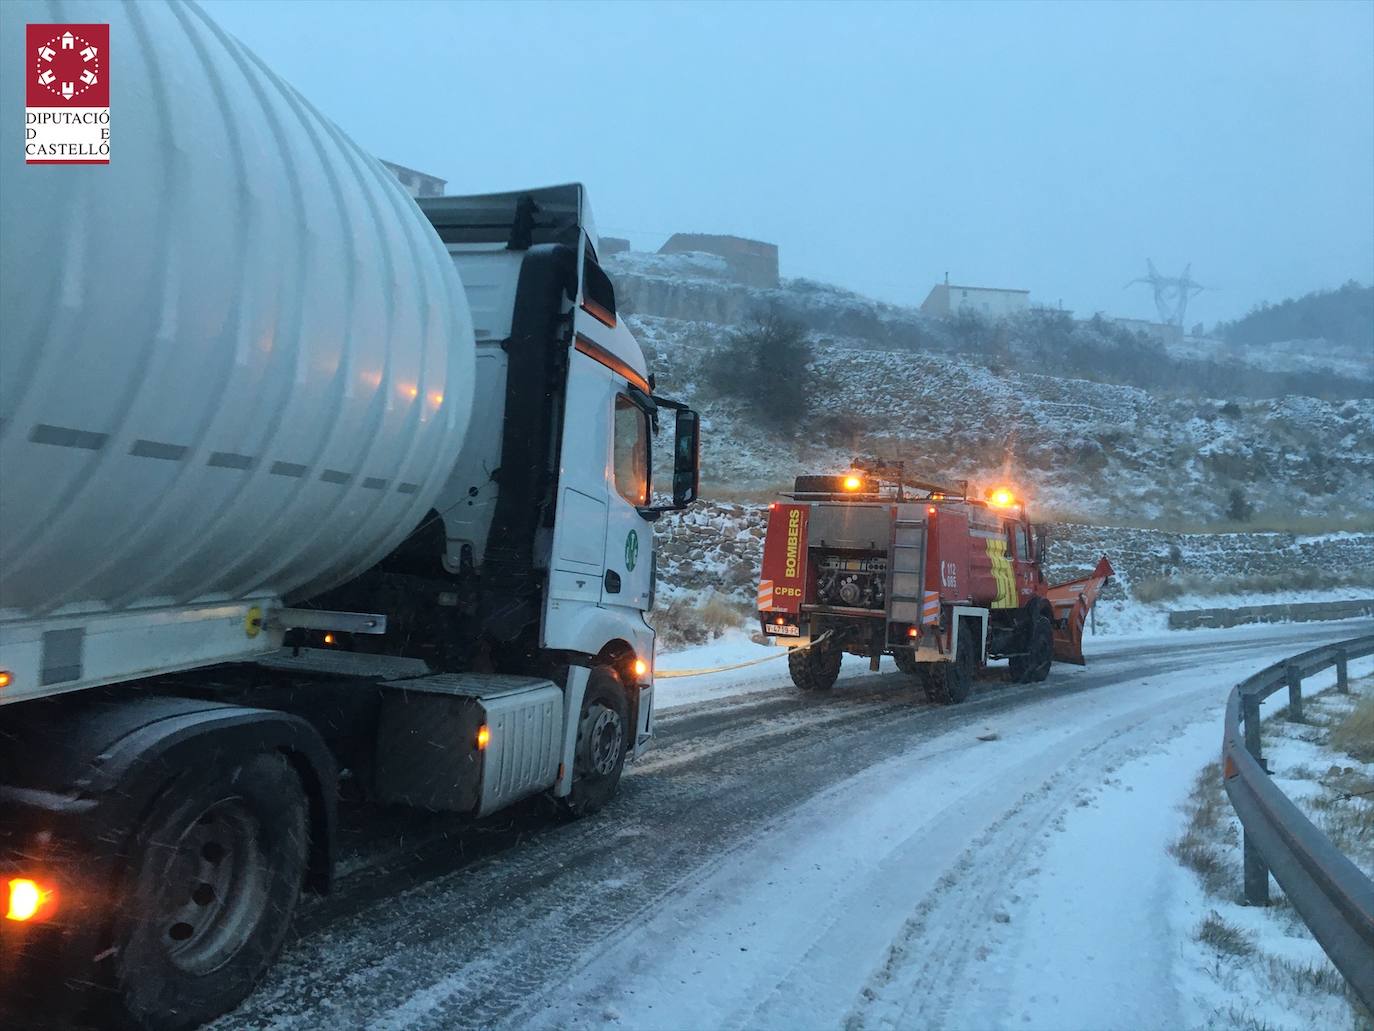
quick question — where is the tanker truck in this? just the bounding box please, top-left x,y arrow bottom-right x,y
0,2 -> 700,1027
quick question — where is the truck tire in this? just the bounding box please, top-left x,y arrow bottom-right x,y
788,641 -> 841,691
1009,615 -> 1054,684
921,625 -> 976,705
561,667 -> 629,818
892,649 -> 920,677
111,752 -> 308,1031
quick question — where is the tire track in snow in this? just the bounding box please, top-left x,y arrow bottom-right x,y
843,685 -> 1214,1030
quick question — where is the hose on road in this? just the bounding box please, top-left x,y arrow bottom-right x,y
655,632 -> 833,679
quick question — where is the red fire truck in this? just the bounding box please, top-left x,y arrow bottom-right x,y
757,467 -> 1113,703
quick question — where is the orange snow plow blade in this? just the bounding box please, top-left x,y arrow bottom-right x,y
1046,556 -> 1114,665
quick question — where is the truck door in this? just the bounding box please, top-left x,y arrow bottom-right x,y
603,394 -> 654,611
1012,521 -> 1036,603
546,350 -> 610,610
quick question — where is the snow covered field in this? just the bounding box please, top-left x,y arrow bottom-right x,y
218,619 -> 1374,1031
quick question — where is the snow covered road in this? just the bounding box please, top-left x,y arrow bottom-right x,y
215,619 -> 1374,1031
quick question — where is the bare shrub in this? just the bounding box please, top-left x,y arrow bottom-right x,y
649,592 -> 751,650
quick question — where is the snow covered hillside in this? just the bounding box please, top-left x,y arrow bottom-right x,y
613,251 -> 1374,525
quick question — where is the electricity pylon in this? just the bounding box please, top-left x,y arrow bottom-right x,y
1126,260 -> 1205,326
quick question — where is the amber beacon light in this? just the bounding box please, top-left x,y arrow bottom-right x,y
6,878 -> 55,922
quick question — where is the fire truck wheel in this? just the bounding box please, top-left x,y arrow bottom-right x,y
561,667 -> 629,817
921,626 -> 976,705
788,642 -> 841,691
111,752 -> 308,1031
893,648 -> 920,677
1028,615 -> 1054,682
1010,615 -> 1054,684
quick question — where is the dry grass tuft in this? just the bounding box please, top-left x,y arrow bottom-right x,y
1196,910 -> 1255,957
1168,762 -> 1236,896
649,592 -> 752,650
1330,695 -> 1374,763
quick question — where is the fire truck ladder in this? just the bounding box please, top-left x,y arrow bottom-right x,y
887,512 -> 928,635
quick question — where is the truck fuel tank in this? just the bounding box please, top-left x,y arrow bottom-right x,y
374,674 -> 562,816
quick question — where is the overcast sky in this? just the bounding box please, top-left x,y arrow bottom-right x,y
203,0 -> 1374,325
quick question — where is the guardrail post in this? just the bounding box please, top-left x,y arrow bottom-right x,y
1335,648 -> 1349,694
1239,690 -> 1271,904
1242,693 -> 1264,766
1285,665 -> 1304,723
1243,832 -> 1270,906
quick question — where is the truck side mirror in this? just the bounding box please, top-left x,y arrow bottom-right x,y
672,409 -> 700,507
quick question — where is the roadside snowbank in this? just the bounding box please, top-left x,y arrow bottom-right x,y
1094,585 -> 1374,636
1170,665 -> 1374,1030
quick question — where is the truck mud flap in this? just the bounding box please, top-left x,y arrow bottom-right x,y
1046,556 -> 1114,665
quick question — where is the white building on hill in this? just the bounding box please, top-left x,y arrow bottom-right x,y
921,279 -> 1030,318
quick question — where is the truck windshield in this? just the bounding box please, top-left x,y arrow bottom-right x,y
613,394 -> 649,506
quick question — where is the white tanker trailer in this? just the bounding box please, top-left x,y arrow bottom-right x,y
0,2 -> 700,1027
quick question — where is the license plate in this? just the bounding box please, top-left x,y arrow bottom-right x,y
766,623 -> 800,637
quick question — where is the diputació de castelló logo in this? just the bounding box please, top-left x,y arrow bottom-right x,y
26,23 -> 110,164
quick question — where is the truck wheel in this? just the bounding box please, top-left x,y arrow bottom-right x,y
892,649 -> 920,676
111,753 -> 308,1031
562,667 -> 629,818
1009,615 -> 1054,684
921,626 -> 976,705
788,641 -> 841,691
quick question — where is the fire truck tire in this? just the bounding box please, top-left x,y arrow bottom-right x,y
111,752 -> 308,1031
789,642 -> 842,691
921,626 -> 975,705
1009,615 -> 1054,684
892,648 -> 920,677
560,667 -> 629,817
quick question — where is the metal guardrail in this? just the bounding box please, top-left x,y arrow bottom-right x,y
1221,634 -> 1374,1010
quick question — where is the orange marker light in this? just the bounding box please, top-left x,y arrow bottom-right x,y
0,670 -> 11,689
633,658 -> 649,678
476,725 -> 490,750
843,476 -> 863,491
907,626 -> 919,638
323,633 -> 335,645
928,506 -> 937,516
6,879 -> 51,922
